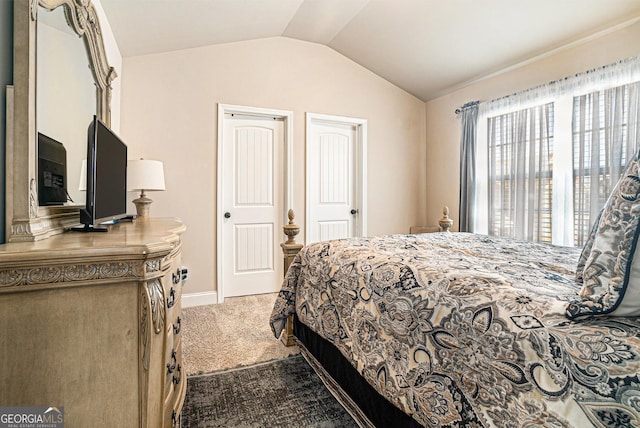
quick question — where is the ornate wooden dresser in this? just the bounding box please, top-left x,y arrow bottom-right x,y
0,218 -> 187,427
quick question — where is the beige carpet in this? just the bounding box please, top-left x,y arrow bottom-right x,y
182,292 -> 299,375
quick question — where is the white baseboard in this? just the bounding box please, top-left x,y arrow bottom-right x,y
182,291 -> 219,308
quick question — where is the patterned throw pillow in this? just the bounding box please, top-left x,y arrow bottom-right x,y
566,151 -> 640,319
574,210 -> 602,283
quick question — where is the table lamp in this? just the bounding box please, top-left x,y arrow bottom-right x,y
127,158 -> 165,217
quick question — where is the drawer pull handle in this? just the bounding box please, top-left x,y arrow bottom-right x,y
173,317 -> 182,335
173,267 -> 189,284
167,287 -> 176,309
166,350 -> 177,374
172,364 -> 182,385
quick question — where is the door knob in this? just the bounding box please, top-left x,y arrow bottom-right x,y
224,212 -> 231,219
350,209 -> 358,215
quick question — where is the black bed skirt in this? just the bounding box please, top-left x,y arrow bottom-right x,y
294,316 -> 422,428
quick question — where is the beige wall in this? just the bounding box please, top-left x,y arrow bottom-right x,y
119,36 -> 426,299
425,20 -> 640,230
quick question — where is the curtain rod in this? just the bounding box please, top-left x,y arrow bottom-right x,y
454,55 -> 640,114
455,100 -> 479,114
488,55 -> 639,105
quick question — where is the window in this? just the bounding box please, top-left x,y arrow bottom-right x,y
487,103 -> 554,243
474,57 -> 640,247
573,83 -> 640,246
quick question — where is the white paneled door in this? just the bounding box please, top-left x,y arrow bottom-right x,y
220,113 -> 285,298
307,113 -> 367,244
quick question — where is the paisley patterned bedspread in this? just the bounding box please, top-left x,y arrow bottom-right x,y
269,233 -> 640,428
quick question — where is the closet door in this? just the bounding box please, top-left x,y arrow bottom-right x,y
220,114 -> 284,297
306,113 -> 367,244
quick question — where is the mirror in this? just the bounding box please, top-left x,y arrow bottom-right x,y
37,5 -> 96,206
7,0 -> 116,241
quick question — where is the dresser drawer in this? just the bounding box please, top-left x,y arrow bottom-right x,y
164,335 -> 183,398
164,301 -> 182,367
164,339 -> 184,428
164,281 -> 181,323
164,263 -> 184,312
165,282 -> 182,341
164,372 -> 187,428
169,308 -> 183,343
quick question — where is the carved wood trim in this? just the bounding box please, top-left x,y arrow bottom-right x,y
140,278 -> 165,370
29,178 -> 37,218
139,285 -> 149,428
148,279 -> 166,336
9,212 -> 82,241
146,259 -> 161,273
38,0 -> 117,126
0,256 -> 165,288
0,262 -> 138,287
139,278 -> 166,428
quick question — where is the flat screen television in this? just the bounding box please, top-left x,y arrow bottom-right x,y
74,116 -> 128,232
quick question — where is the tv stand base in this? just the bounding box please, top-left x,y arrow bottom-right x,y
70,224 -> 109,232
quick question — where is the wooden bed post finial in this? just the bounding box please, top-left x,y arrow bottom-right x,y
439,206 -> 454,232
283,209 -> 300,244
281,209 -> 303,347
282,209 -> 303,271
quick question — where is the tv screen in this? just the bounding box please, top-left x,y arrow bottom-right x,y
78,116 -> 128,230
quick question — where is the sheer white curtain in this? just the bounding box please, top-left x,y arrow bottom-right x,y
479,56 -> 640,119
573,81 -> 640,245
487,103 -> 553,242
474,56 -> 640,245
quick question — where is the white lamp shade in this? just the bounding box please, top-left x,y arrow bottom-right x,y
127,159 -> 166,191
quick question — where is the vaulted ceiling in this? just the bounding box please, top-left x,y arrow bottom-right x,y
100,0 -> 640,101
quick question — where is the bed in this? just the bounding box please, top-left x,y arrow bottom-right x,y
270,152 -> 640,427
269,231 -> 640,427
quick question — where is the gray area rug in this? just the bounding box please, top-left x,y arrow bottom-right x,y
181,355 -> 359,427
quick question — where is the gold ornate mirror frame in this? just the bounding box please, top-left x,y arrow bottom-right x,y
7,0 -> 117,241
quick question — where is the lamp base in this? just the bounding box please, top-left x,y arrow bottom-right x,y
133,195 -> 153,217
